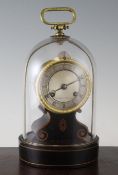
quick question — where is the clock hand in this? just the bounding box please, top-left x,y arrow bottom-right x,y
66,79 -> 79,87
47,78 -> 79,98
59,79 -> 79,90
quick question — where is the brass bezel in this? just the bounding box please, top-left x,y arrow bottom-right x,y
35,57 -> 92,114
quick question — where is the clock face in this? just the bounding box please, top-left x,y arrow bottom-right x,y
36,57 -> 91,114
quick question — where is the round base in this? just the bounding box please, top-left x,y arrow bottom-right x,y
19,135 -> 99,167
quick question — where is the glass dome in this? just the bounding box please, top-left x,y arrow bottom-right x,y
24,36 -> 96,142
19,7 -> 99,167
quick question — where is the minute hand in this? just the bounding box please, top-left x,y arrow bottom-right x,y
66,79 -> 79,87
48,79 -> 79,97
54,79 -> 79,92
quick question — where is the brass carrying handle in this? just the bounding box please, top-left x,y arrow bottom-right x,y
40,7 -> 76,26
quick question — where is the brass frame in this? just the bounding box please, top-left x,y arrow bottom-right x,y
35,57 -> 92,114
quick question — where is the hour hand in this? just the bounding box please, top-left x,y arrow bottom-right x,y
46,84 -> 67,98
46,79 -> 79,98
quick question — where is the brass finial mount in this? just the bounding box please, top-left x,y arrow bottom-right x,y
40,7 -> 76,36
51,24 -> 69,36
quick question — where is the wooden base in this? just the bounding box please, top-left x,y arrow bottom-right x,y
19,135 -> 99,167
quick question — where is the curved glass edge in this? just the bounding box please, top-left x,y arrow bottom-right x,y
23,35 -> 97,140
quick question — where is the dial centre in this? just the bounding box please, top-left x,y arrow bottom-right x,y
61,83 -> 67,90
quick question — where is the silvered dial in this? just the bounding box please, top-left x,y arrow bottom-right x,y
36,57 -> 91,114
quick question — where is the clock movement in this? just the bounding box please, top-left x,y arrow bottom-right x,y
19,7 -> 99,167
